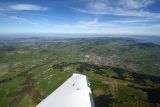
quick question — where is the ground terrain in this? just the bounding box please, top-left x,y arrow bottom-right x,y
0,36 -> 160,107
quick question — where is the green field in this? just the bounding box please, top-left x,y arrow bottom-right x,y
0,37 -> 160,107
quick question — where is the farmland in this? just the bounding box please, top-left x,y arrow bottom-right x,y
0,36 -> 160,107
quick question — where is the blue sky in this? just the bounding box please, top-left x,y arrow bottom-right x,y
0,0 -> 160,35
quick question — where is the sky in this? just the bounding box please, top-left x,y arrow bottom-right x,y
0,0 -> 160,36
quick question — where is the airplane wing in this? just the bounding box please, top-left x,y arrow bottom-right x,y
36,73 -> 95,107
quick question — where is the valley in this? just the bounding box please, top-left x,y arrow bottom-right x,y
0,36 -> 160,107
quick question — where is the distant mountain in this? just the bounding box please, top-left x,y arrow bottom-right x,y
130,42 -> 160,49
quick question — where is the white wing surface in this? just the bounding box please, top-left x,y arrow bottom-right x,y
36,73 -> 95,107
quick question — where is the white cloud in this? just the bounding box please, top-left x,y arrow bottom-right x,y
1,15 -> 160,35
110,19 -> 155,24
119,0 -> 154,9
9,16 -> 41,27
10,16 -> 28,21
0,4 -> 48,11
73,0 -> 160,18
78,17 -> 98,26
47,18 -> 160,35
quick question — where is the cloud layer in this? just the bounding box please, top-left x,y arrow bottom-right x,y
0,4 -> 48,11
0,1 -> 159,35
73,0 -> 160,18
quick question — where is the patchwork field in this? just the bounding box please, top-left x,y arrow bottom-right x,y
0,37 -> 160,107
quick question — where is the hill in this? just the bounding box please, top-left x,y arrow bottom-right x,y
0,37 -> 160,107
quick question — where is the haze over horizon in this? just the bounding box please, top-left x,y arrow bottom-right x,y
0,0 -> 160,36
